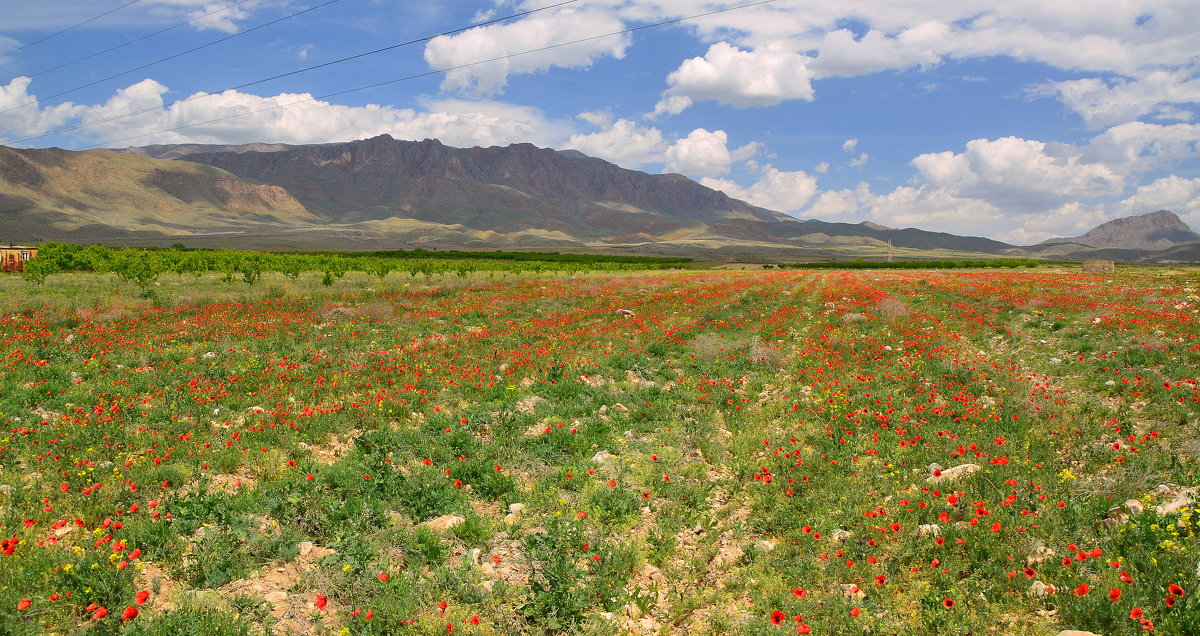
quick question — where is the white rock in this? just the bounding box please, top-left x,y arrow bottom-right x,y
423,514 -> 465,533
926,463 -> 981,483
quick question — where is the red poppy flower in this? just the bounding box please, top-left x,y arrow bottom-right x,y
770,610 -> 787,625
1165,596 -> 1176,608
93,606 -> 109,619
1110,588 -> 1122,602
943,598 -> 955,608
468,616 -> 480,625
315,595 -> 328,610
121,606 -> 138,621
16,598 -> 31,611
378,572 -> 389,583
797,625 -> 811,634
134,590 -> 150,605
1168,584 -> 1185,597
1129,607 -> 1144,619
849,607 -> 861,617
793,588 -> 807,598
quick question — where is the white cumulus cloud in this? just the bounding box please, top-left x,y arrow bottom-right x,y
701,164 -> 817,212
662,128 -> 759,177
423,8 -> 630,96
656,42 -> 815,113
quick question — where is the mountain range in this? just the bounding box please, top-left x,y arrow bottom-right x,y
2,135 -> 1197,262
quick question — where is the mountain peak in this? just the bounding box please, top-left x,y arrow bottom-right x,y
1039,210 -> 1199,250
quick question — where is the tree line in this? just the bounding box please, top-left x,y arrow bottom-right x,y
21,243 -> 690,287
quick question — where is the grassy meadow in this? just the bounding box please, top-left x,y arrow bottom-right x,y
1,266 -> 1198,635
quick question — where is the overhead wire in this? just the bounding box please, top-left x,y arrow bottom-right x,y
73,0 -> 778,150
26,0 -> 259,79
1,0 -> 583,145
0,0 -> 347,116
0,0 -> 144,59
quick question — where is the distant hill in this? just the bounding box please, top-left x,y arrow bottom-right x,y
0,136 -> 1196,262
133,135 -> 791,243
1038,210 -> 1200,250
0,145 -> 318,243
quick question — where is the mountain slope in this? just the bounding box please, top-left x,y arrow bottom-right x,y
1038,210 -> 1200,250
0,145 -> 319,242
146,135 -> 791,241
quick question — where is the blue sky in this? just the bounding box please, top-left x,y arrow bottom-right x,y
1,0 -> 1198,243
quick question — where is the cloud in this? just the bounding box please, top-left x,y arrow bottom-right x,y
423,8 -> 630,95
910,136 -> 1125,207
181,1 -> 254,34
633,0 -> 1200,120
814,161 -> 829,174
701,164 -> 817,212
1032,71 -> 1200,129
662,128 -> 759,177
0,76 -> 83,140
564,113 -> 667,169
808,21 -> 948,78
841,138 -> 858,153
849,152 -> 870,167
646,95 -> 692,120
656,42 -> 815,113
1116,175 -> 1200,225
1082,121 -> 1200,172
0,77 -> 575,149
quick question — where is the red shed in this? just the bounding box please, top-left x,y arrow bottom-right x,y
1,246 -> 37,272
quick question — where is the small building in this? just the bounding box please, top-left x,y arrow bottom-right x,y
1082,259 -> 1115,274
1,245 -> 37,273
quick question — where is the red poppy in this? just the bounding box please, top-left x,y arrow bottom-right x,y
1110,588 -> 1122,602
1129,607 -> 1144,619
793,588 -> 807,598
1168,584 -> 1185,597
849,607 -> 861,617
468,616 -> 480,625
16,598 -> 31,610
378,572 -> 389,582
1023,567 -> 1036,578
797,625 -> 811,634
1074,583 -> 1090,597
771,610 -> 787,625
121,606 -> 139,621
134,590 -> 150,605
943,598 -> 955,608
93,606 -> 109,619
315,595 -> 328,610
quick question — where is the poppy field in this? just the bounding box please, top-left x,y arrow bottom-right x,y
1,266 -> 1198,635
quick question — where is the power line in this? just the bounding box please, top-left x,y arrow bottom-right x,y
0,0 -> 347,116
1,0 -> 583,145
0,0 -> 144,59
76,0 -> 778,150
27,0 -> 259,79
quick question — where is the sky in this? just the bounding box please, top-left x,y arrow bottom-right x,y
1,0 -> 1198,244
